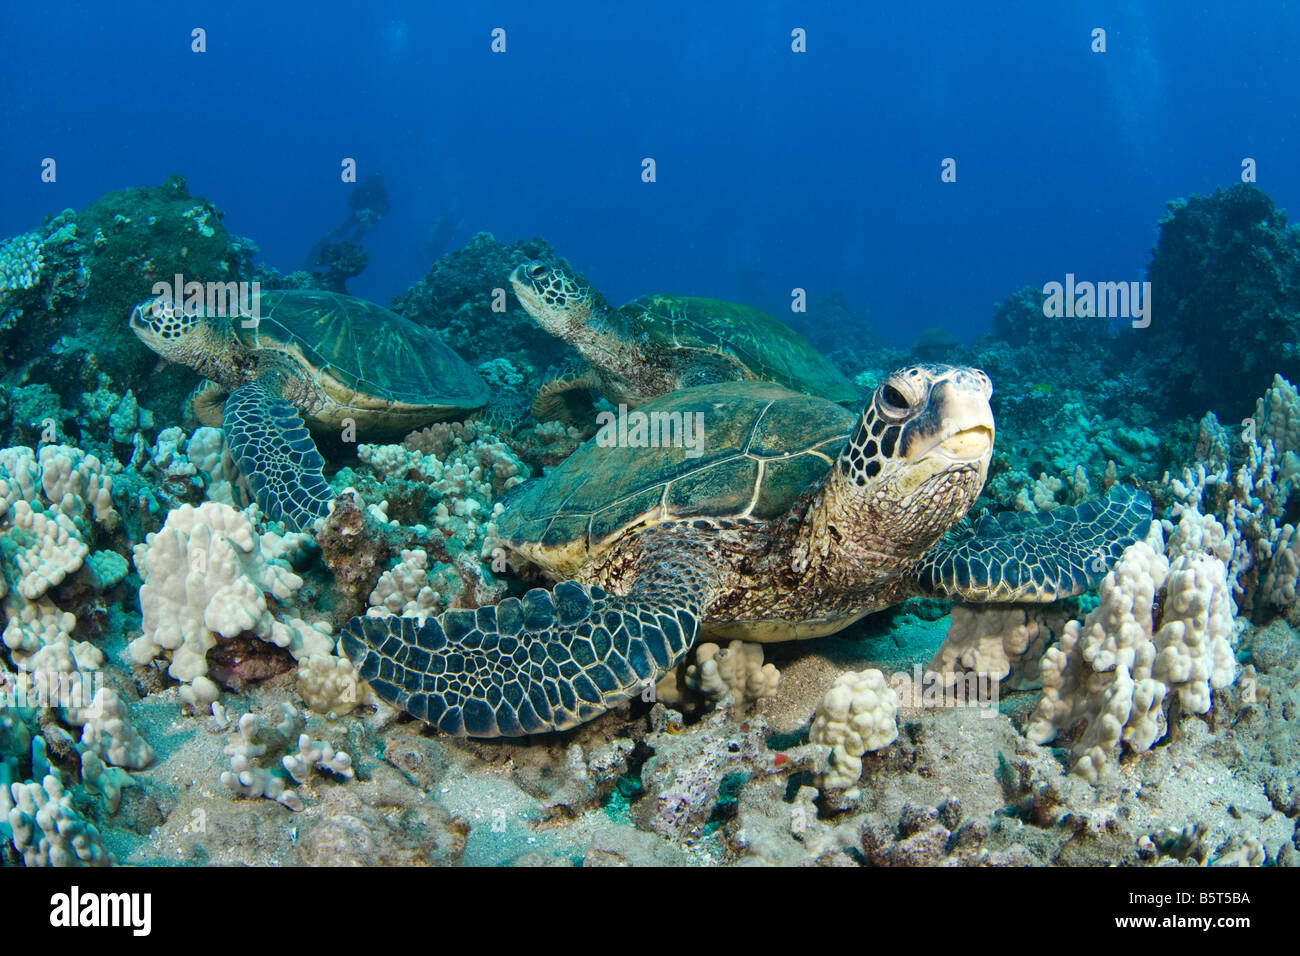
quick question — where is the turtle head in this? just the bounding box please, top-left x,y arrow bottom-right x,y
130,294 -> 220,373
131,294 -> 202,353
510,259 -> 611,339
833,364 -> 994,554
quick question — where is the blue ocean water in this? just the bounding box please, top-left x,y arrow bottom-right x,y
5,1 -> 1297,345
5,1 -> 1300,879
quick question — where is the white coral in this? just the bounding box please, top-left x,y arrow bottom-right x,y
219,704 -> 351,811
2,598 -> 77,661
37,445 -> 116,525
809,669 -> 898,791
9,502 -> 88,600
219,707 -> 305,811
684,640 -> 780,704
1027,522 -> 1239,782
282,734 -> 353,784
72,687 -> 156,771
297,653 -> 367,716
185,427 -> 250,506
1151,553 -> 1238,713
929,605 -> 1062,691
1,775 -> 111,866
1257,372 -> 1300,454
366,548 -> 444,621
129,502 -> 332,703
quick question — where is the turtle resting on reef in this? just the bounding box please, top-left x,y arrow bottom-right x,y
508,257 -> 858,421
341,364 -> 1152,738
130,289 -> 487,532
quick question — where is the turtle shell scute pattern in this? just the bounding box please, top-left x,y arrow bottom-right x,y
628,294 -> 858,403
237,290 -> 487,409
498,381 -> 854,574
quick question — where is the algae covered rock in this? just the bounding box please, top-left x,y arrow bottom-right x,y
4,176 -> 256,421
393,231 -> 571,371
1141,183 -> 1300,417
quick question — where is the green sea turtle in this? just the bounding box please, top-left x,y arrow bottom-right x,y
508,258 -> 858,420
130,289 -> 488,532
341,364 -> 1152,737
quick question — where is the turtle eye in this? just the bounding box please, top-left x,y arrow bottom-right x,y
879,383 -> 911,416
527,263 -> 547,280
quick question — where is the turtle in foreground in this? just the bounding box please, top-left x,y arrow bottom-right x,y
341,365 -> 1152,737
130,289 -> 488,532
509,258 -> 858,421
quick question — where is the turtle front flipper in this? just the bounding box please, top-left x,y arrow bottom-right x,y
223,382 -> 334,533
911,484 -> 1153,602
531,369 -> 601,425
340,534 -> 720,737
186,379 -> 229,428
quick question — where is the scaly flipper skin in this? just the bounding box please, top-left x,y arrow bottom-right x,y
910,484 -> 1153,602
187,379 -> 229,429
223,382 -> 333,533
340,532 -> 719,737
531,369 -> 601,424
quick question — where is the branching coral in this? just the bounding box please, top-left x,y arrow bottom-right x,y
683,640 -> 780,706
128,502 -> 332,707
0,219 -> 87,334
1025,524 -> 1239,782
1,774 -> 111,866
219,704 -> 353,812
929,604 -> 1067,692
0,446 -> 124,696
71,687 -> 156,772
1165,374 -> 1300,620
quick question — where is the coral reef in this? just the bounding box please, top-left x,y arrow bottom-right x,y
3,177 -> 256,422
317,418 -> 528,626
1140,184 -> 1300,417
2,179 -> 1299,870
0,219 -> 86,340
0,446 -> 122,698
391,231 -> 571,373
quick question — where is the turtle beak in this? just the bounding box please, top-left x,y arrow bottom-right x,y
908,379 -> 996,468
129,299 -> 160,339
935,424 -> 993,463
509,265 -> 540,309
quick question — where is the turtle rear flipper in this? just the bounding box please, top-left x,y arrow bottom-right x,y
224,382 -> 333,533
340,531 -> 718,737
911,484 -> 1153,602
